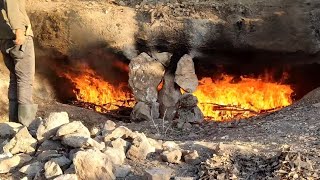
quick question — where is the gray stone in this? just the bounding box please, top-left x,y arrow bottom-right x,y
68,149 -> 81,161
37,140 -> 64,152
128,52 -> 165,103
50,155 -> 72,168
104,126 -> 134,142
62,134 -> 104,150
0,122 -> 23,138
53,174 -> 78,180
178,93 -> 198,108
73,150 -> 115,180
130,102 -> 152,122
64,164 -> 75,174
19,161 -> 43,177
104,147 -> 126,165
126,133 -> 155,160
158,70 -> 181,120
161,150 -> 182,164
0,153 -> 32,174
183,150 -> 200,165
145,168 -> 174,180
175,54 -> 198,93
114,165 -> 131,178
37,112 -> 70,142
152,52 -> 173,67
3,127 -> 37,155
44,161 -> 63,179
56,121 -> 90,138
176,106 -> 204,124
36,150 -> 62,162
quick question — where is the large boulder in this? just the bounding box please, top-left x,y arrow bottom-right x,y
175,54 -> 198,93
128,53 -> 165,103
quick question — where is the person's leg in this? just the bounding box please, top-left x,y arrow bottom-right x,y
13,36 -> 37,126
1,40 -> 19,122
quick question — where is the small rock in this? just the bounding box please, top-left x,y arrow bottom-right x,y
19,161 -> 43,177
68,149 -> 81,161
53,174 -> 78,180
145,168 -> 173,180
178,93 -> 198,108
90,126 -> 100,137
0,153 -> 32,174
37,112 -> 70,142
3,127 -> 37,155
111,138 -> 131,152
44,161 -> 63,179
312,102 -> 320,107
56,121 -> 90,138
36,150 -> 62,162
183,150 -> 200,165
37,140 -> 64,152
118,1 -> 126,6
64,164 -> 75,174
0,122 -> 23,138
73,150 -> 115,180
162,141 -> 179,151
126,133 -> 156,160
62,134 -> 104,150
104,126 -> 133,142
50,155 -> 72,168
148,138 -> 163,151
182,122 -> 192,130
104,121 -> 116,130
104,147 -> 126,165
114,165 -> 131,178
161,150 -> 182,163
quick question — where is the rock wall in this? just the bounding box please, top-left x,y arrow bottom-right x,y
27,0 -> 320,57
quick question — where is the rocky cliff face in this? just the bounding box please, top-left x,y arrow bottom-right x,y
27,0 -> 320,57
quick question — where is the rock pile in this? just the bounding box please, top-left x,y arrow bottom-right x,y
129,53 -> 204,124
0,112 -> 201,180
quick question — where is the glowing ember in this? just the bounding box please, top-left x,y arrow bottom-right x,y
60,64 -> 134,112
194,74 -> 294,121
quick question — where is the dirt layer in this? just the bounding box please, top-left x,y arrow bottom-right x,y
34,88 -> 320,179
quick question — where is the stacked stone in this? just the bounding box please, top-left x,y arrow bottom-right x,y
129,53 -> 204,125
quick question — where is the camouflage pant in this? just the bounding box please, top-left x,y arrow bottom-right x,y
0,36 -> 35,120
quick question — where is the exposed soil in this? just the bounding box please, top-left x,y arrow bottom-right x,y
33,87 -> 320,179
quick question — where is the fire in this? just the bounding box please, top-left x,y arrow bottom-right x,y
194,74 -> 294,121
60,64 -> 134,112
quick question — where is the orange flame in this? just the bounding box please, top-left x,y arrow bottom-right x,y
60,64 -> 134,112
194,74 -> 293,121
